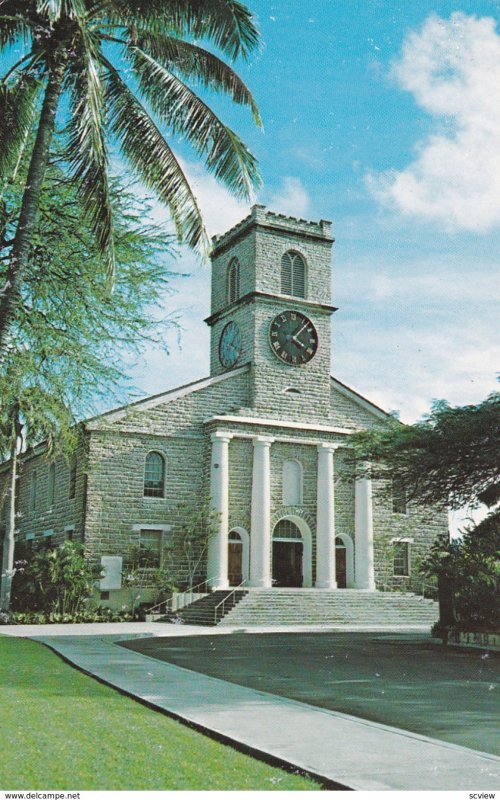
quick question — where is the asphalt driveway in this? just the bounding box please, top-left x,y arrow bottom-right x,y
121,631 -> 499,755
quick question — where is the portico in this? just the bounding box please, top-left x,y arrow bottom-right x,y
206,420 -> 375,592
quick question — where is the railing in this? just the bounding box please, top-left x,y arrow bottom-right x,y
378,579 -> 438,599
146,577 -> 214,619
416,580 -> 439,599
214,580 -> 246,624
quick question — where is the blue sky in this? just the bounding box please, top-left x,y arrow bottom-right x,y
131,0 -> 499,425
3,2 -> 498,425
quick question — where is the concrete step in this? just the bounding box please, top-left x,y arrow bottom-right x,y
218,589 -> 439,627
173,590 -> 247,626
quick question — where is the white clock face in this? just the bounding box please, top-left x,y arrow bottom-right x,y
219,321 -> 242,368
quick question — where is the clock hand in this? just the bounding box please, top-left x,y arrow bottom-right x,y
291,336 -> 306,349
292,321 -> 308,340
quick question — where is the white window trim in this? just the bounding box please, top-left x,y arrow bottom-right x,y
43,528 -> 54,538
392,540 -> 412,577
143,450 -> 167,498
26,533 -> 35,541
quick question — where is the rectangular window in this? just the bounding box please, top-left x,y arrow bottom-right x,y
393,542 -> 410,577
392,477 -> 407,514
139,529 -> 162,568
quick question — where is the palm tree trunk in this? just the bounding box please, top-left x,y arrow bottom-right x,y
0,433 -> 18,611
0,57 -> 66,365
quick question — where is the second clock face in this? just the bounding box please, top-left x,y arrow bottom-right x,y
219,320 -> 242,368
269,310 -> 318,365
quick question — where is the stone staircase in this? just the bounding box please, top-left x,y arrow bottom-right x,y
169,590 -> 248,626
216,588 -> 439,628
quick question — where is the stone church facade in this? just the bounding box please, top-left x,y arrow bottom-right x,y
1,206 -> 447,609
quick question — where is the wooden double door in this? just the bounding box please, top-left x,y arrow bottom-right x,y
272,540 -> 303,587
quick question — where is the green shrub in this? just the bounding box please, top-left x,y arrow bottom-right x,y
0,606 -> 136,625
11,541 -> 101,614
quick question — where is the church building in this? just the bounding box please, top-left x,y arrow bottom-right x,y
1,206 -> 446,614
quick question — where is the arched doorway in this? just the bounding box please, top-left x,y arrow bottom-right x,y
228,530 -> 243,586
272,519 -> 303,587
335,537 -> 347,588
335,533 -> 354,588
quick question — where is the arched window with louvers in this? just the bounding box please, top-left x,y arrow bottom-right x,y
281,251 -> 306,298
226,258 -> 240,304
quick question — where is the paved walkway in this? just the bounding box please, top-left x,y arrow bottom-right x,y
13,625 -> 498,792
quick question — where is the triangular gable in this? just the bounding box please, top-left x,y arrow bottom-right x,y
85,365 -> 250,428
330,376 -> 392,424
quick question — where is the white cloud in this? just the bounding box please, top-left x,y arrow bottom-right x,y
367,12 -> 500,231
265,176 -> 312,217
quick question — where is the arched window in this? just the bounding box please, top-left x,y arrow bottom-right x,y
273,518 -> 302,539
281,251 -> 306,298
144,451 -> 165,497
227,258 -> 240,304
282,460 -> 303,505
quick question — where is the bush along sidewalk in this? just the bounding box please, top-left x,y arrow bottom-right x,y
0,541 -> 138,624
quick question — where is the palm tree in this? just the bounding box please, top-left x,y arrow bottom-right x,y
0,0 -> 262,362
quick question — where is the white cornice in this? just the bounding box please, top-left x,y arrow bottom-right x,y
204,414 -> 355,436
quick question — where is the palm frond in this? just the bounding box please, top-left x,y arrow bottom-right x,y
107,0 -> 260,60
0,73 -> 41,182
67,29 -> 114,277
35,0 -> 86,22
129,47 -> 261,199
0,12 -> 32,48
103,57 -> 209,254
133,31 -> 261,126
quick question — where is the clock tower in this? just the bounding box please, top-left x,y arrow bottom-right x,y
205,205 -> 336,421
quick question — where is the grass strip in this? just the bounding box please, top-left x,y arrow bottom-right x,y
0,636 -> 320,791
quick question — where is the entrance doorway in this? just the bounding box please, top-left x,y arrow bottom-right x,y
228,530 -> 243,586
272,519 -> 303,587
335,537 -> 347,588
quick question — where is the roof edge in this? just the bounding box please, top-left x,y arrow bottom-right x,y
330,376 -> 395,422
85,365 -> 250,427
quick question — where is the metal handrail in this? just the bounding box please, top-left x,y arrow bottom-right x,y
214,580 -> 246,624
378,579 -> 438,599
146,577 -> 214,617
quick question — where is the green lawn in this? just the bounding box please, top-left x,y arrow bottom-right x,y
0,636 -> 320,791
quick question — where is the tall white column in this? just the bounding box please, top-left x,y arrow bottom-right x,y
316,443 -> 338,589
207,432 -> 232,589
249,436 -> 273,588
355,467 -> 375,590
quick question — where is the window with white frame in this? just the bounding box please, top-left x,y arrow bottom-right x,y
144,452 -> 165,497
139,529 -> 162,567
282,459 -> 303,505
393,541 -> 410,576
281,251 -> 306,298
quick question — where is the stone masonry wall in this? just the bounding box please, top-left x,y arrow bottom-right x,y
6,442 -> 88,555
